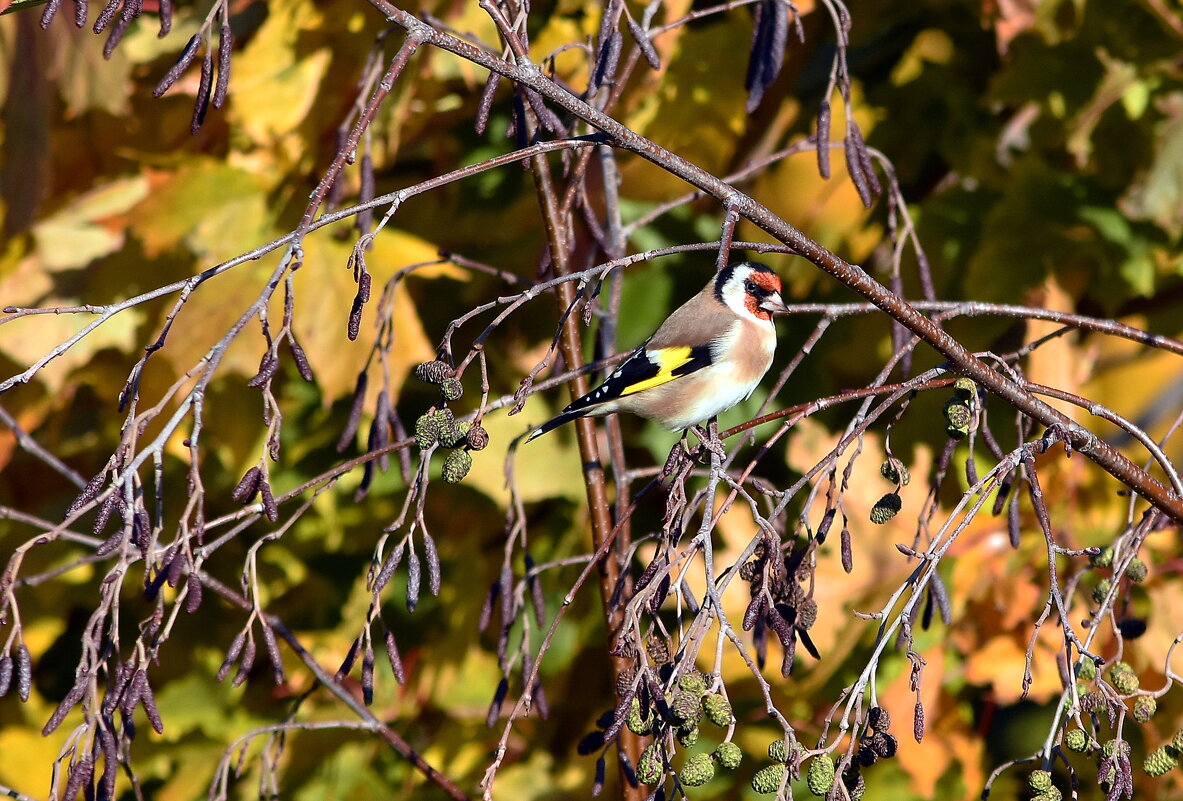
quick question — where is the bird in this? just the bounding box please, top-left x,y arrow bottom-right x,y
526,261 -> 789,442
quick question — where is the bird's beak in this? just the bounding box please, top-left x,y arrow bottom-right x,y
760,291 -> 790,316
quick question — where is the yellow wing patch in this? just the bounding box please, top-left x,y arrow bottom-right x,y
619,346 -> 694,396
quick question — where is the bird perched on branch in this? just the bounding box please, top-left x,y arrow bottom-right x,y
526,261 -> 789,441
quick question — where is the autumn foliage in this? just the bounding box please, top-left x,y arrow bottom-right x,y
1,1 -> 1182,800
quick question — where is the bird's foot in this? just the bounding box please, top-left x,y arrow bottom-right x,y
692,422 -> 727,461
663,434 -> 695,478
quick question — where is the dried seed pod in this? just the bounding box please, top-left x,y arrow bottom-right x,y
856,739 -> 878,767
43,671 -> 90,735
231,466 -> 262,503
413,360 -> 455,384
259,480 -> 279,523
614,667 -> 635,698
405,548 -> 421,611
357,270 -> 372,303
15,644 -> 32,702
98,724 -> 118,797
627,17 -> 661,69
92,0 -> 119,33
475,71 -> 499,135
668,689 -> 701,724
213,23 -> 232,109
466,424 -> 489,451
844,771 -> 867,801
40,0 -> 64,30
261,624 -> 284,685
0,656 -> 12,697
232,639 -> 256,688
62,757 -> 94,801
816,100 -> 831,178
796,598 -> 818,630
645,635 -> 671,665
384,627 -> 405,684
289,336 -> 314,382
216,631 -> 247,682
139,672 -> 164,733
362,638 -> 374,705
347,294 -> 364,341
158,0 -> 172,35
870,731 -> 898,758
190,47 -> 214,134
67,470 -> 108,518
154,35 -> 201,97
185,575 -> 203,613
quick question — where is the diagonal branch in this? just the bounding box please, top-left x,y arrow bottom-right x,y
368,0 -> 1183,525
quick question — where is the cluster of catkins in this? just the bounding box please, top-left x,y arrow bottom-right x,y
412,360 -> 487,483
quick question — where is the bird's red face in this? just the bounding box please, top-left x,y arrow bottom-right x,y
742,269 -> 789,321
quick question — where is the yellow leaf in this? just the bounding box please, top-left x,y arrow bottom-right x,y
31,176 -> 149,270
962,632 -> 1061,704
465,402 -> 587,505
291,229 -> 439,405
229,0 -> 330,144
129,160 -> 272,259
0,258 -> 144,394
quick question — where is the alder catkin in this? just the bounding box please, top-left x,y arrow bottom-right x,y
213,23 -> 233,109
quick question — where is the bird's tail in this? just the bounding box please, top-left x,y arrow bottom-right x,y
525,408 -> 587,443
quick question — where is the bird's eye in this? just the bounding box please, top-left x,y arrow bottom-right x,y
744,280 -> 758,293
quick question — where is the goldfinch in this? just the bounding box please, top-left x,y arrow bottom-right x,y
526,262 -> 789,441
